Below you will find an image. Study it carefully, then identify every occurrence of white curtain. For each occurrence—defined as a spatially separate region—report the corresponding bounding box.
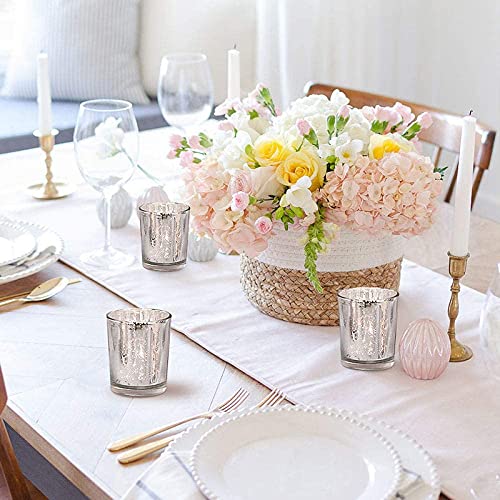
[256,0,500,220]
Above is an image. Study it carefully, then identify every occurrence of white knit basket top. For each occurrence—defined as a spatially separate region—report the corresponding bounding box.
[257,226,405,273]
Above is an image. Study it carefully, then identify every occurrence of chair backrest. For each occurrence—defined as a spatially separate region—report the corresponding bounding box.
[305,82,496,207]
[0,365,31,499]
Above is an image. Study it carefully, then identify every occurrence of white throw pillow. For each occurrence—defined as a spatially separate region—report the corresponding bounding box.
[2,0,149,104]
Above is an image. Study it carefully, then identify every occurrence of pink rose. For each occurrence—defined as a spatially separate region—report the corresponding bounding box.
[338,104,350,118]
[255,216,273,234]
[229,170,252,194]
[296,118,311,136]
[417,112,433,129]
[188,135,202,149]
[179,150,194,167]
[231,191,250,211]
[169,134,183,149]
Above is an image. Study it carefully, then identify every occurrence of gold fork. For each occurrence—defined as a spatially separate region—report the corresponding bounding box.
[109,388,249,453]
[117,388,286,464]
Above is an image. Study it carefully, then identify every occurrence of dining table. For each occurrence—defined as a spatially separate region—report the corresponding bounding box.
[1,126,500,499]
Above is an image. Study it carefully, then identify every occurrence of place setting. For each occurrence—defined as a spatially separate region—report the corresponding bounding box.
[1,4,500,499]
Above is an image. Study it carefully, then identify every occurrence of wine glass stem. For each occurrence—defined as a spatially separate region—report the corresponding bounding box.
[104,194,112,252]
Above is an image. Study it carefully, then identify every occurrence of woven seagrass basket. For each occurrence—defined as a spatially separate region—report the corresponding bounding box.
[240,227,404,326]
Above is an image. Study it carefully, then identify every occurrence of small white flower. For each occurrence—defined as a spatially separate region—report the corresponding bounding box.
[281,176,318,215]
[330,89,349,109]
[95,117,125,158]
[335,139,364,164]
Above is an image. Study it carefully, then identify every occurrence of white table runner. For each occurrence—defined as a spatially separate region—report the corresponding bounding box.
[4,180,500,499]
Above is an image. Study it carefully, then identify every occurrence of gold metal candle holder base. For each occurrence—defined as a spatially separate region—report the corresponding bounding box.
[447,252,473,362]
[28,129,74,200]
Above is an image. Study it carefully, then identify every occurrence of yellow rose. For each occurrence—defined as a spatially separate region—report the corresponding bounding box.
[276,150,326,191]
[254,136,291,167]
[369,134,414,160]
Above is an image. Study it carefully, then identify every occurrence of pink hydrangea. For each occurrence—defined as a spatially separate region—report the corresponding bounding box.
[182,158,272,256]
[318,152,442,236]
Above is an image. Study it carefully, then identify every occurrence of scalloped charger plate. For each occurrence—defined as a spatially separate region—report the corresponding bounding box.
[190,406,403,500]
[0,220,36,267]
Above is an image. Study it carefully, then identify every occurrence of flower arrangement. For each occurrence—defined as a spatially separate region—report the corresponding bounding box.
[169,86,443,292]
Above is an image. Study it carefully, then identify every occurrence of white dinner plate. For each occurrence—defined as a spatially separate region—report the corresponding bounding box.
[0,220,64,285]
[0,220,36,267]
[190,406,403,500]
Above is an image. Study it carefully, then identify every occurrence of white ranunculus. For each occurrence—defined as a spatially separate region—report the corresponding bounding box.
[95,117,125,158]
[249,165,284,199]
[281,176,318,215]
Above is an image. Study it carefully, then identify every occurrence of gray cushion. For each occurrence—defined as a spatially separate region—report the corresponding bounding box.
[0,97,165,154]
[2,0,149,104]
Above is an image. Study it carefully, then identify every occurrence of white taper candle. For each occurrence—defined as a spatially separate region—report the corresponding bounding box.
[37,52,52,136]
[227,48,240,100]
[450,114,476,256]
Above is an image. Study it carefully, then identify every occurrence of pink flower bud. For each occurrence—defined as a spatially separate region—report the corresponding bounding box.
[188,135,201,149]
[169,134,183,149]
[167,150,177,159]
[179,150,194,168]
[231,191,250,211]
[255,216,273,234]
[296,118,312,136]
[417,112,433,129]
[338,104,350,118]
[218,121,235,132]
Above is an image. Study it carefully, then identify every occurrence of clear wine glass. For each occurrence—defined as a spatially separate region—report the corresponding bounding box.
[157,53,214,132]
[470,263,500,499]
[73,99,138,269]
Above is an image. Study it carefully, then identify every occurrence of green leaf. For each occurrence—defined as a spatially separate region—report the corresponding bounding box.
[180,138,189,148]
[275,207,284,220]
[402,121,421,141]
[227,108,236,116]
[327,115,336,138]
[198,132,213,148]
[192,157,202,164]
[290,206,304,218]
[305,129,319,148]
[248,195,257,205]
[434,165,448,180]
[244,144,254,158]
[335,115,349,136]
[248,109,259,120]
[257,87,277,116]
[371,120,389,134]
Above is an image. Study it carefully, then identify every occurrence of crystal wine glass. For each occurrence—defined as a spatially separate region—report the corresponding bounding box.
[470,263,500,499]
[157,53,214,132]
[73,99,138,269]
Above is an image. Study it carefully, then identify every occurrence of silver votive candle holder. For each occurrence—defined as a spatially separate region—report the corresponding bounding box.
[106,308,171,396]
[138,202,190,271]
[337,287,399,371]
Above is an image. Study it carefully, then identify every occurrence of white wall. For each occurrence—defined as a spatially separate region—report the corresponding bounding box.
[256,0,500,221]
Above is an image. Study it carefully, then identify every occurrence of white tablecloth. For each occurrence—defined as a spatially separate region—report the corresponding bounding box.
[3,177,500,499]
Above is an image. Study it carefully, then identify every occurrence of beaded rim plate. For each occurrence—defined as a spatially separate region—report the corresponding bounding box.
[0,220,63,285]
[0,219,37,267]
[190,406,403,500]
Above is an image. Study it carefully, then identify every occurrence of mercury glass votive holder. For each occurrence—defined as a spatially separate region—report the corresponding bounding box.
[106,308,171,396]
[138,202,190,271]
[338,287,399,371]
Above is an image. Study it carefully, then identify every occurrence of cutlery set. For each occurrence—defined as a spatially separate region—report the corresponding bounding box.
[109,388,286,464]
[0,277,80,307]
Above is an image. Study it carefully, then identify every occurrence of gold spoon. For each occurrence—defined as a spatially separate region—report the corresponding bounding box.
[0,277,71,307]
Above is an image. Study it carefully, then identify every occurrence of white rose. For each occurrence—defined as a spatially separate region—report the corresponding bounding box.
[248,165,285,199]
[219,130,253,170]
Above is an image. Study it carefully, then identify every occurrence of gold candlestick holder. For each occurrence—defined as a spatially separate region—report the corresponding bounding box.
[447,251,473,362]
[28,129,74,200]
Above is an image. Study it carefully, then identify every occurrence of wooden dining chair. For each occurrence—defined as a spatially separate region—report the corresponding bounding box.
[305,82,496,207]
[0,365,42,499]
